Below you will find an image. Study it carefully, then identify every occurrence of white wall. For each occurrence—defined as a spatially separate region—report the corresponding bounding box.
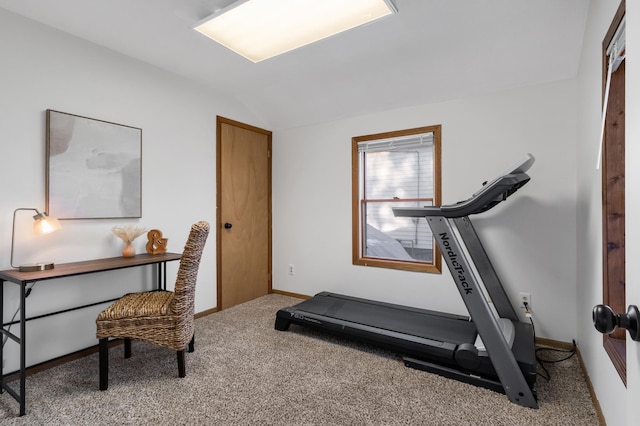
[575,1,637,425]
[0,9,264,373]
[273,79,578,342]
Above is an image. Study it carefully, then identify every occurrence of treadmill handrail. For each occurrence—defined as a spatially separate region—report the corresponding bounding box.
[393,172,530,219]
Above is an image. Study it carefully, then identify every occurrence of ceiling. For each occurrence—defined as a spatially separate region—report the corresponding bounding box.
[0,0,590,130]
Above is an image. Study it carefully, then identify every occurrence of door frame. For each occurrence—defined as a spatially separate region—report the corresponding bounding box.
[216,116,273,309]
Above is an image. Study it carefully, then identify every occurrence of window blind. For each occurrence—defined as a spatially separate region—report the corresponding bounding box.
[358,133,434,153]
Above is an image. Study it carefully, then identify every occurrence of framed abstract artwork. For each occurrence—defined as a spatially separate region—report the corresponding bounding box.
[46,110,142,219]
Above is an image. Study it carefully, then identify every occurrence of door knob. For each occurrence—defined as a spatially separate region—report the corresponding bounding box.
[593,304,640,341]
[224,223,233,229]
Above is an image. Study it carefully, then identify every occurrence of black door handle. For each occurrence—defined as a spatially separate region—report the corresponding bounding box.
[593,304,640,341]
[224,223,233,229]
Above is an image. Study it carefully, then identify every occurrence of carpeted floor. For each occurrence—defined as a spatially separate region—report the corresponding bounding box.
[0,294,600,425]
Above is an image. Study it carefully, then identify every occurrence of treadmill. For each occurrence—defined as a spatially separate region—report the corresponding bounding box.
[274,154,538,409]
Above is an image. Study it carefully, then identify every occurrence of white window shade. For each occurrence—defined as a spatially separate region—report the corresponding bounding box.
[607,16,626,73]
[597,16,625,169]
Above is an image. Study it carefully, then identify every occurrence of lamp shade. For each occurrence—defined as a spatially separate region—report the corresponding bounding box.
[32,211,62,235]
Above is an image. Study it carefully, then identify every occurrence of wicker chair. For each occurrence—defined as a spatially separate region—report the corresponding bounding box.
[96,221,210,390]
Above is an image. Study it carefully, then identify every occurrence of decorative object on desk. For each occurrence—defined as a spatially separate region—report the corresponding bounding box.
[46,109,142,220]
[112,224,147,257]
[146,229,168,254]
[11,208,62,272]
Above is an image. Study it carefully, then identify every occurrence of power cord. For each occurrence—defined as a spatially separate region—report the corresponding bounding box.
[524,301,577,381]
[535,339,577,381]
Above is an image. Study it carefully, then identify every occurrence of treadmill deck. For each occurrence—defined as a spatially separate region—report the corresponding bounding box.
[275,291,537,393]
[275,291,479,365]
[281,292,477,346]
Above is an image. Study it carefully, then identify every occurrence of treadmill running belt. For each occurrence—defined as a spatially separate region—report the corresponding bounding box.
[285,292,477,346]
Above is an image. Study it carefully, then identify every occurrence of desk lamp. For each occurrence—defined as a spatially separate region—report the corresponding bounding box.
[10,208,62,272]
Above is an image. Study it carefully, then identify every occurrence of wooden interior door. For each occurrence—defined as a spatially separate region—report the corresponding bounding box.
[217,116,272,310]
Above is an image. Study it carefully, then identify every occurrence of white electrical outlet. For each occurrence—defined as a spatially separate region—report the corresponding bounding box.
[519,292,531,309]
[288,264,295,275]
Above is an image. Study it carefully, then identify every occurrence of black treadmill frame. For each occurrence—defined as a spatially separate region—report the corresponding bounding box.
[275,154,538,409]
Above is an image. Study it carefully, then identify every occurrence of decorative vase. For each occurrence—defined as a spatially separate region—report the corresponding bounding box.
[122,242,135,258]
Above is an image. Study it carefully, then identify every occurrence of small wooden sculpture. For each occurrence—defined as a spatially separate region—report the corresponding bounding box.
[146,229,168,254]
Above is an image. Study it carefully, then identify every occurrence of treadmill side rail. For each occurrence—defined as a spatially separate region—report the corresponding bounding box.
[429,217,538,408]
[402,356,506,395]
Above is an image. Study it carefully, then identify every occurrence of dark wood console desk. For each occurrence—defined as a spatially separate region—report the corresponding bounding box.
[0,252,182,416]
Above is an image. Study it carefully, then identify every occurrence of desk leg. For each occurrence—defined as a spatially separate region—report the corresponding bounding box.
[0,279,3,394]
[0,280,26,415]
[157,262,168,291]
[156,263,161,290]
[19,283,26,416]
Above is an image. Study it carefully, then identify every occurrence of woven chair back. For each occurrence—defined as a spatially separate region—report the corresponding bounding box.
[172,221,210,317]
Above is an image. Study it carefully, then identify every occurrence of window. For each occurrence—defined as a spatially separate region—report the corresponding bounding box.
[352,125,442,273]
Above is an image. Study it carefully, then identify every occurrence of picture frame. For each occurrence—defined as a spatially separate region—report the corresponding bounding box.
[46,110,142,219]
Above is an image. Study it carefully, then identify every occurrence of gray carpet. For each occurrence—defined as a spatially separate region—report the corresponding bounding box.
[0,294,599,425]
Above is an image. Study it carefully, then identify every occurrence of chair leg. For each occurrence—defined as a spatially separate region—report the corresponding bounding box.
[188,334,195,353]
[177,350,186,378]
[99,338,109,391]
[124,338,132,358]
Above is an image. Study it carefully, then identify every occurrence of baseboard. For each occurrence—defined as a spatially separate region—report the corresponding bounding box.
[575,345,607,426]
[195,291,307,317]
[195,307,218,318]
[271,289,310,300]
[534,336,575,350]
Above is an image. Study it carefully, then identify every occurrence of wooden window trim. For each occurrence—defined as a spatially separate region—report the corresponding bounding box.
[351,125,442,273]
[601,0,626,385]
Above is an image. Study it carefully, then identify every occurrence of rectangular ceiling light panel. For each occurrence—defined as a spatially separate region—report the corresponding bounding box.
[195,0,397,63]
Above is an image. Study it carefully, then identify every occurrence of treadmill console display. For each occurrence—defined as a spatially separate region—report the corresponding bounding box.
[393,153,535,219]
